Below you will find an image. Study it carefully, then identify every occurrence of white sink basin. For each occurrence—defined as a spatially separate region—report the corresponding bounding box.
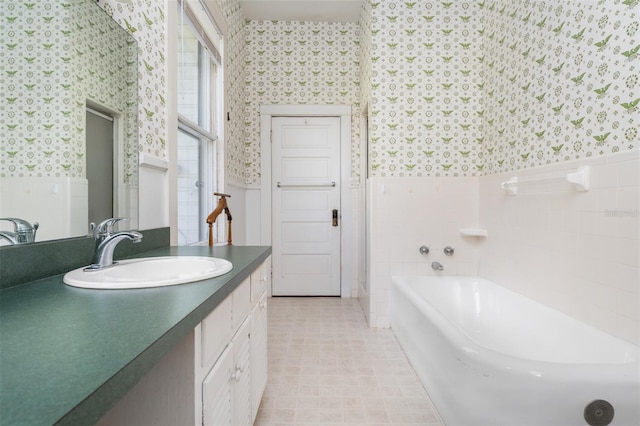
[63,256,233,289]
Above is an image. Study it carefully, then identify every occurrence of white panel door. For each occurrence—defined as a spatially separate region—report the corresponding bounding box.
[272,116,341,296]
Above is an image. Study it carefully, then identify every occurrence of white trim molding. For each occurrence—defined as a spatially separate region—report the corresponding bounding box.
[139,153,169,171]
[259,104,354,298]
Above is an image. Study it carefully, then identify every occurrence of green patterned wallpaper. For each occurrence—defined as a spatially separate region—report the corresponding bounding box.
[1,1,71,178]
[96,0,168,161]
[359,0,373,132]
[217,0,248,184]
[365,0,484,177]
[4,1,635,184]
[482,0,639,174]
[360,0,638,178]
[108,0,246,183]
[244,20,361,185]
[1,0,137,180]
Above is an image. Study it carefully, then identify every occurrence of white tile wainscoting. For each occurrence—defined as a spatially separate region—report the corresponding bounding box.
[0,177,88,242]
[480,151,640,344]
[364,177,481,328]
[363,151,639,345]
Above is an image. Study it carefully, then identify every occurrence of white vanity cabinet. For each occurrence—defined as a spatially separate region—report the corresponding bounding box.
[196,275,250,426]
[98,256,271,426]
[250,256,270,422]
[197,256,270,426]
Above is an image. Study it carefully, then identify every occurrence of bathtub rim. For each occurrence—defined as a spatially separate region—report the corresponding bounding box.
[391,274,640,376]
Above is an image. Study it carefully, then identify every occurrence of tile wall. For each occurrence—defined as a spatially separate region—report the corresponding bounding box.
[0,177,87,243]
[365,177,481,327]
[360,0,639,338]
[364,152,639,342]
[480,151,640,344]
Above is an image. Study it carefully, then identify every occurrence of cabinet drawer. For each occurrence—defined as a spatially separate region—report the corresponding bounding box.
[251,262,267,305]
[200,295,232,369]
[232,277,251,333]
[251,256,271,306]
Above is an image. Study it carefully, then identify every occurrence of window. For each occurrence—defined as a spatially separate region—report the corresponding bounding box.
[176,2,222,245]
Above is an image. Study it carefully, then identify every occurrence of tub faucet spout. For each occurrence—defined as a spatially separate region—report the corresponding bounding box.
[432,261,444,271]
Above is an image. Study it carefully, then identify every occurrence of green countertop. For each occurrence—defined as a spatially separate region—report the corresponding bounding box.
[0,245,271,426]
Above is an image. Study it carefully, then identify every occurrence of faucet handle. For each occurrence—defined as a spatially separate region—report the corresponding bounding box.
[95,217,129,237]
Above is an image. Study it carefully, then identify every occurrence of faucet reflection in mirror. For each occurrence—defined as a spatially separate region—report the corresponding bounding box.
[0,218,39,245]
[0,0,138,244]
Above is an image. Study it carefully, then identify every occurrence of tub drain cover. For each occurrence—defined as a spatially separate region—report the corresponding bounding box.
[584,399,614,426]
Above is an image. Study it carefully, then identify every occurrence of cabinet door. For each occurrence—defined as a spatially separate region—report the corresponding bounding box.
[202,345,234,426]
[251,293,268,422]
[233,319,252,426]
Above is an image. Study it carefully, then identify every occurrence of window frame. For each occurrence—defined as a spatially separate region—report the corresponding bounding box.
[175,1,223,245]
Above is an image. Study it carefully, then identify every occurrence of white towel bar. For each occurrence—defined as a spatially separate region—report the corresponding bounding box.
[501,166,590,195]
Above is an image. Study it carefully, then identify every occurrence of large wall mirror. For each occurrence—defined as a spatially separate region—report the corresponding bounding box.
[0,0,138,246]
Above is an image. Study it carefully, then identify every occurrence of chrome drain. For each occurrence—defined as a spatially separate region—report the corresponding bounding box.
[584,399,614,426]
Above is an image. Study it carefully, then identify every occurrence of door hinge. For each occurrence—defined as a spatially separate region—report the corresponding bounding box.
[270,130,272,143]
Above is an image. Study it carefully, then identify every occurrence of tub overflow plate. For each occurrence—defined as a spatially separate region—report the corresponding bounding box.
[584,399,614,426]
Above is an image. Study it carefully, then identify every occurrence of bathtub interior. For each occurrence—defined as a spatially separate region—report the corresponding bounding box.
[398,275,640,364]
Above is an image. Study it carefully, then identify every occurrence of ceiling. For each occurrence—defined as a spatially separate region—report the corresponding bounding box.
[238,0,361,23]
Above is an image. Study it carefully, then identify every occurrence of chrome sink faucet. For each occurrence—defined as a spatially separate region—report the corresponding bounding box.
[432,261,444,271]
[0,218,39,245]
[85,218,142,271]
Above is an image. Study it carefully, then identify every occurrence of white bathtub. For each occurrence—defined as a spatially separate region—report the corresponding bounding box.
[391,275,640,426]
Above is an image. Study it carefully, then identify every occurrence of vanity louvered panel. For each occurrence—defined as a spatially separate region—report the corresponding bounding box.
[232,319,252,426]
[202,345,233,426]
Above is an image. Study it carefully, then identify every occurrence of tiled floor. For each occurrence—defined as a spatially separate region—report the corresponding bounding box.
[254,297,444,426]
